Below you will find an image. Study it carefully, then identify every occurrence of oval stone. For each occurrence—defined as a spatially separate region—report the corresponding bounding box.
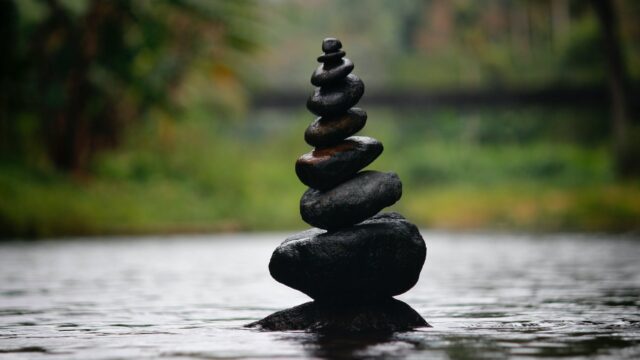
[311,58,354,87]
[268,212,426,301]
[322,37,342,53]
[317,50,345,63]
[307,74,365,117]
[296,136,382,190]
[304,108,367,147]
[300,171,402,230]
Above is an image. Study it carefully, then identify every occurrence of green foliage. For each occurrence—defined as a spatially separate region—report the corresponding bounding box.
[1,0,258,170]
[2,0,639,237]
[1,107,638,238]
[252,0,639,90]
[558,14,607,83]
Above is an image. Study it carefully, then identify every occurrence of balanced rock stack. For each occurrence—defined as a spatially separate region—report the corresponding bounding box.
[248,38,428,333]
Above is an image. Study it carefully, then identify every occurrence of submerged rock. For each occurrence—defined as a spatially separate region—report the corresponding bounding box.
[269,212,426,301]
[246,298,429,333]
[300,171,401,230]
[296,136,382,190]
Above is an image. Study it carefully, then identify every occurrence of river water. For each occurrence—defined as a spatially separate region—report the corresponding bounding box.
[1,232,639,359]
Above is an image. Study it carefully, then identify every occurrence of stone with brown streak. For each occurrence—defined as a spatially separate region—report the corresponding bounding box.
[304,108,367,147]
[295,136,382,190]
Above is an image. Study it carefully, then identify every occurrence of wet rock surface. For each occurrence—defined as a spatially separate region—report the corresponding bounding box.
[250,38,427,333]
[300,171,402,230]
[311,58,354,87]
[307,74,364,117]
[269,213,426,301]
[247,298,429,333]
[304,108,367,147]
[295,136,382,190]
[321,37,342,53]
[317,50,346,64]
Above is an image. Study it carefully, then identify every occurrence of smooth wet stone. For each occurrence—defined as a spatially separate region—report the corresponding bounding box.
[322,38,342,53]
[246,298,429,333]
[307,74,364,117]
[317,50,345,63]
[311,58,354,87]
[300,171,402,230]
[305,108,367,147]
[268,212,426,301]
[296,136,381,190]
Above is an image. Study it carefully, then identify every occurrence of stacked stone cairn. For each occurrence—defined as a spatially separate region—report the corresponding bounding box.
[248,38,428,333]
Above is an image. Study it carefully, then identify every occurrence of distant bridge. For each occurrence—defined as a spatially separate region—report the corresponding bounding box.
[252,84,639,110]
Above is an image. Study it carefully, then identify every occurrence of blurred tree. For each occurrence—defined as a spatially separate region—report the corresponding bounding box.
[397,1,426,53]
[589,0,637,177]
[0,0,257,172]
[0,0,18,157]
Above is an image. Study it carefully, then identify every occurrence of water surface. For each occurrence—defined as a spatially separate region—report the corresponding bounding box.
[1,232,639,359]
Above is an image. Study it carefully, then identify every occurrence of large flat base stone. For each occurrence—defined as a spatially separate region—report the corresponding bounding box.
[246,298,429,333]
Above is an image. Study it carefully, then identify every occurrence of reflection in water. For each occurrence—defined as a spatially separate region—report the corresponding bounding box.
[294,333,398,359]
[0,232,639,359]
[279,325,640,360]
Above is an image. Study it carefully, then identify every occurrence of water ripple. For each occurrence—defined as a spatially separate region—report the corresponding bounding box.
[0,233,639,359]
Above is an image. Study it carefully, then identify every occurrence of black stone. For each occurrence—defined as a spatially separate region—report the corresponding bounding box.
[311,58,354,87]
[300,171,401,230]
[317,50,346,63]
[269,212,426,301]
[322,37,342,53]
[305,108,367,147]
[246,298,429,333]
[307,74,364,117]
[296,136,381,190]
[250,38,429,334]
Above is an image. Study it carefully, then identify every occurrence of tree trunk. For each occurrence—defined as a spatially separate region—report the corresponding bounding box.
[590,0,636,177]
[34,0,122,172]
[0,0,17,156]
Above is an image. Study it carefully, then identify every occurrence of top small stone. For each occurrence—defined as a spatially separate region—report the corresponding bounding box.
[322,38,342,53]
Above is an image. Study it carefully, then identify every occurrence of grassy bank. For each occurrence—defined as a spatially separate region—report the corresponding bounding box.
[1,106,638,238]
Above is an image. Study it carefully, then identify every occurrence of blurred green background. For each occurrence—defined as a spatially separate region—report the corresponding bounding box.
[1,0,639,238]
